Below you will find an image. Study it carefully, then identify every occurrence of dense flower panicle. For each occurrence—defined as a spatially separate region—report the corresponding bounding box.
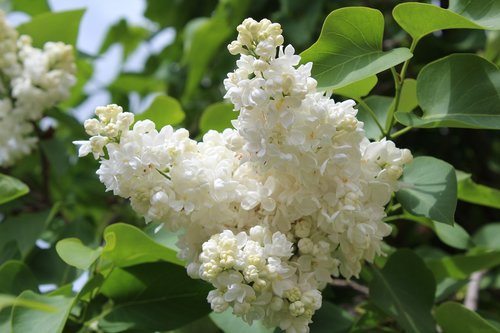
[0,10,76,167]
[77,18,412,333]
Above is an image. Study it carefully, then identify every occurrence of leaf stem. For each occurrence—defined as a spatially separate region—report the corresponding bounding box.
[391,126,413,139]
[383,214,422,223]
[355,97,385,135]
[384,40,417,138]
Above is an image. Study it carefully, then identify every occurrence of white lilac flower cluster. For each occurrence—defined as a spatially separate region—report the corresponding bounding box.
[0,10,76,167]
[76,18,412,333]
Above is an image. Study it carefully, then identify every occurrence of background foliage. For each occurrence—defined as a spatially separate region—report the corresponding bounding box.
[0,0,499,332]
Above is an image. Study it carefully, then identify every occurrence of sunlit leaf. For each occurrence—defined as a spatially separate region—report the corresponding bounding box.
[0,294,55,312]
[109,73,166,96]
[333,76,378,99]
[10,291,73,333]
[210,309,274,333]
[183,0,250,99]
[456,171,500,209]
[370,249,436,333]
[135,94,185,128]
[17,9,85,47]
[0,173,29,205]
[100,19,150,59]
[396,156,457,225]
[435,302,500,333]
[12,0,50,16]
[393,3,484,43]
[102,223,183,267]
[300,7,412,90]
[395,54,500,129]
[199,102,237,135]
[55,238,102,270]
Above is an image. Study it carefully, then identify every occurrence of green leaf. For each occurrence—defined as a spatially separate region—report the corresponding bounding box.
[135,95,185,128]
[396,156,457,225]
[0,260,38,295]
[393,3,484,44]
[109,73,166,96]
[182,0,250,99]
[199,102,237,135]
[17,9,85,48]
[432,220,472,250]
[356,95,391,140]
[27,248,76,285]
[397,213,471,250]
[11,291,73,333]
[0,241,21,265]
[100,19,150,59]
[395,54,500,129]
[0,210,50,258]
[456,171,500,209]
[427,250,500,281]
[449,0,500,30]
[11,0,50,16]
[472,223,500,250]
[55,238,102,270]
[300,7,412,90]
[435,302,500,333]
[309,301,354,333]
[210,310,274,333]
[397,79,418,113]
[102,223,183,267]
[369,249,436,333]
[100,262,211,332]
[333,76,378,99]
[0,294,55,312]
[0,173,29,205]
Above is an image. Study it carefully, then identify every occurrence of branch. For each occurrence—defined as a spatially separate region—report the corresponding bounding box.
[464,270,486,311]
[331,278,369,295]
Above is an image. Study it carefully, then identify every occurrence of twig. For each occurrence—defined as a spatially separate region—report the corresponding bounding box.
[331,279,369,295]
[464,270,486,311]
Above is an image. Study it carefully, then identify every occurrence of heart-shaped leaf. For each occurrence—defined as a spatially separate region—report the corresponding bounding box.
[300,7,412,90]
[55,238,102,270]
[393,3,485,44]
[395,54,500,129]
[102,223,183,267]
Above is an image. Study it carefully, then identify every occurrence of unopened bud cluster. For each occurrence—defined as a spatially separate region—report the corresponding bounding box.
[76,18,412,333]
[0,11,76,166]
